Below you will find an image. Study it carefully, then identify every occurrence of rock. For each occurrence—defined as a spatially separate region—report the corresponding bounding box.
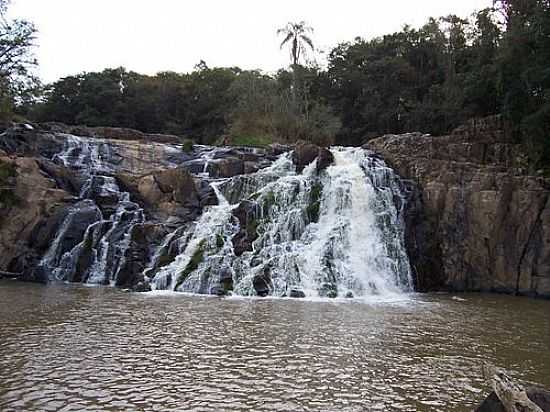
[345,291,354,298]
[476,387,550,411]
[253,267,272,297]
[289,289,306,298]
[116,223,167,289]
[207,157,245,178]
[232,200,261,256]
[316,148,334,172]
[292,142,334,173]
[366,115,550,298]
[133,280,151,293]
[210,286,227,296]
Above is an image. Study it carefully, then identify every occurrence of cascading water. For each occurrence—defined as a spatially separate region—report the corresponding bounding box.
[39,135,146,285]
[149,147,413,298]
[38,132,412,298]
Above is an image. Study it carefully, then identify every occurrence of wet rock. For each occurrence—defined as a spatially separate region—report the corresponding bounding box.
[116,223,167,289]
[476,387,550,412]
[232,200,260,256]
[133,280,151,293]
[289,289,306,298]
[366,115,550,298]
[207,157,245,178]
[210,286,227,296]
[316,148,334,173]
[253,267,272,297]
[292,142,334,173]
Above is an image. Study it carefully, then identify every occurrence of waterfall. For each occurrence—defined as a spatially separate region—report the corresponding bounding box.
[39,133,412,297]
[149,147,412,298]
[39,135,145,285]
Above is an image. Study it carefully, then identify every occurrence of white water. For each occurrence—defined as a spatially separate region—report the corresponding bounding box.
[40,135,145,285]
[149,147,412,298]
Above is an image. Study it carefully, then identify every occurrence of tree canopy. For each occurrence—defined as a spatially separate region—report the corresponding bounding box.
[0,0,39,121]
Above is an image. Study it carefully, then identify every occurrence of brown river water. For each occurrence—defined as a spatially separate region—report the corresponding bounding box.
[0,279,549,411]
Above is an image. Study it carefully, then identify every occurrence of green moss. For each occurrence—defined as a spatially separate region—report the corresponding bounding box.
[216,233,225,249]
[307,182,323,223]
[181,139,194,153]
[174,240,206,290]
[229,134,273,148]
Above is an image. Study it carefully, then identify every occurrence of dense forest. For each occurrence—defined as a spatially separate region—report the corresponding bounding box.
[1,0,549,170]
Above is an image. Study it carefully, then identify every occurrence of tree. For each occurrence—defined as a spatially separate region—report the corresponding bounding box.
[277,21,314,66]
[0,0,39,120]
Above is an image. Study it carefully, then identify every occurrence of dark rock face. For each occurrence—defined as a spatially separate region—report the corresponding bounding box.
[253,268,272,297]
[116,223,166,289]
[366,116,550,298]
[231,200,260,256]
[476,387,550,411]
[207,157,244,178]
[292,142,334,173]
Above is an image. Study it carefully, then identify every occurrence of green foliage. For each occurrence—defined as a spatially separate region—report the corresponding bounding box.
[181,139,194,153]
[495,0,550,170]
[174,240,205,290]
[0,0,40,122]
[306,182,323,223]
[229,135,273,148]
[216,233,225,249]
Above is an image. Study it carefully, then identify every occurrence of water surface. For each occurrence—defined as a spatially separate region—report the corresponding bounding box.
[0,280,549,411]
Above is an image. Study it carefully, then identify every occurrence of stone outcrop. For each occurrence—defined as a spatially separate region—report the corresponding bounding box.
[366,116,550,298]
[0,154,74,280]
[292,142,334,173]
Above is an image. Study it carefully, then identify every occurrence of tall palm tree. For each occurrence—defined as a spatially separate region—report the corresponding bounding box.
[277,21,314,67]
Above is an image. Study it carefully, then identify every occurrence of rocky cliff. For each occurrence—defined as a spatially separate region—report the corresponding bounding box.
[366,116,550,298]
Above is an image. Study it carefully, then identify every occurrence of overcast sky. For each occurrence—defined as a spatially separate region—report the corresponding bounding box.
[9,0,492,83]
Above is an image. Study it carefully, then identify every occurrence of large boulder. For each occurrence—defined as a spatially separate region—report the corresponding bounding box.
[117,167,217,223]
[292,142,334,173]
[0,155,74,280]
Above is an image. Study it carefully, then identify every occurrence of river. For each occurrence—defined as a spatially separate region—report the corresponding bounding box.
[0,280,549,411]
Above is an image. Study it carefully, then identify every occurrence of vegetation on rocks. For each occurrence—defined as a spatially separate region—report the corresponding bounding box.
[175,240,206,290]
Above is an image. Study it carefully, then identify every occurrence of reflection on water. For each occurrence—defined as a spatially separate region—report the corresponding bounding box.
[0,280,549,411]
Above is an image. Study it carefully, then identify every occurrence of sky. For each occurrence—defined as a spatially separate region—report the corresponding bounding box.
[8,0,493,84]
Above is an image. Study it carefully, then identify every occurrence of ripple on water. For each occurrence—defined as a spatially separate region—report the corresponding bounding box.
[0,281,549,411]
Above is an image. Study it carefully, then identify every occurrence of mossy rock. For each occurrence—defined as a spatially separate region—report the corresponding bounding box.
[174,240,206,290]
[306,182,323,223]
